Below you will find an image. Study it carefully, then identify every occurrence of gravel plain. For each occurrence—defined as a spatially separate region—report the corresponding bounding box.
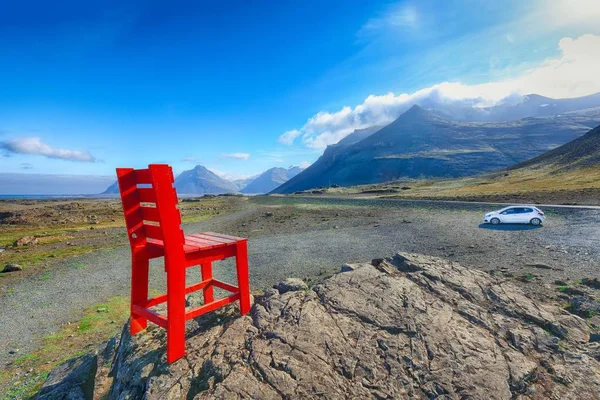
[1,196,599,367]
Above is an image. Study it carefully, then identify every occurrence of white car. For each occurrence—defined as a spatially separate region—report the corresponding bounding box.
[483,206,545,226]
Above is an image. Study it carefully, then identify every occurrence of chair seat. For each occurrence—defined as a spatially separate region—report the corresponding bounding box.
[146,232,245,258]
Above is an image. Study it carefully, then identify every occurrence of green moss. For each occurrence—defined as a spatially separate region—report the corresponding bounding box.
[38,272,53,281]
[0,296,129,399]
[13,353,38,366]
[4,371,49,400]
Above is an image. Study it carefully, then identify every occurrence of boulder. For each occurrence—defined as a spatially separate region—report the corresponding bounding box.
[2,264,23,273]
[45,253,600,399]
[12,236,38,247]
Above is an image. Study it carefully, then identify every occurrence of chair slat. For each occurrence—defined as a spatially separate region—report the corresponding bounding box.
[202,232,244,241]
[134,169,153,184]
[141,206,161,222]
[185,235,222,249]
[192,233,233,244]
[144,224,164,240]
[138,188,157,203]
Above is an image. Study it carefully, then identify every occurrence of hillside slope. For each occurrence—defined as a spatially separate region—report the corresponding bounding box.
[272,106,600,194]
[511,124,600,171]
[323,123,600,205]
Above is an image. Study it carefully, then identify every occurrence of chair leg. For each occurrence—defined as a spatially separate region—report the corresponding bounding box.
[166,255,186,363]
[235,241,251,315]
[130,254,149,335]
[200,262,214,304]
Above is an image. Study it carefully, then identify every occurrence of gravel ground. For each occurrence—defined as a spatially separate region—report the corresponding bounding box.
[1,196,599,367]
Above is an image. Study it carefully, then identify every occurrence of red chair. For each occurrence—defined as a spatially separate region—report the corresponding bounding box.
[116,164,251,363]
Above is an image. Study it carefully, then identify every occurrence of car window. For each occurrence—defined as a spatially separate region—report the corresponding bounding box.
[523,208,533,213]
[503,208,515,214]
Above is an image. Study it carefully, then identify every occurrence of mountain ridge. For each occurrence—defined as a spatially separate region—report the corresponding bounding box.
[271,105,600,194]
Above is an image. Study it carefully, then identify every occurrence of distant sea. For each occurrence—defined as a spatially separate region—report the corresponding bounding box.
[0,194,117,200]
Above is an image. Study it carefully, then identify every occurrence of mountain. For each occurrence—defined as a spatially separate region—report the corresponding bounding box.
[510,123,600,172]
[417,92,600,122]
[240,166,303,194]
[102,181,120,194]
[271,105,600,194]
[335,126,381,147]
[174,165,239,194]
[102,165,239,195]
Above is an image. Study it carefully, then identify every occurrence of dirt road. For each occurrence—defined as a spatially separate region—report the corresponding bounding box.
[1,196,599,367]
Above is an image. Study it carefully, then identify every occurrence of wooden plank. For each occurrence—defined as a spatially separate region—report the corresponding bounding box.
[120,189,141,212]
[141,206,161,222]
[185,293,240,320]
[185,235,222,249]
[134,169,153,183]
[131,304,167,328]
[212,279,239,293]
[191,233,233,244]
[144,224,163,240]
[183,244,197,253]
[138,188,157,203]
[202,232,245,242]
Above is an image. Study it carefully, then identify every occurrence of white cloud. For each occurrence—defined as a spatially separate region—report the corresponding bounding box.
[277,129,302,146]
[220,153,250,160]
[181,156,198,163]
[209,167,254,181]
[358,3,419,37]
[0,137,96,162]
[286,34,600,150]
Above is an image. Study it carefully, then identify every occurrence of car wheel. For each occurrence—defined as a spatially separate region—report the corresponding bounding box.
[490,218,500,225]
[530,218,541,226]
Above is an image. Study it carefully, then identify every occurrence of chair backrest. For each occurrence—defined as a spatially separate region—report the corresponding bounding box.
[116,164,184,254]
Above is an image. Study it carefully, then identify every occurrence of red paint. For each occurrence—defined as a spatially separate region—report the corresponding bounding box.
[116,164,251,363]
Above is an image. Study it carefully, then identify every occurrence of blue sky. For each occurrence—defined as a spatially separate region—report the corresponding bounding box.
[1,0,599,191]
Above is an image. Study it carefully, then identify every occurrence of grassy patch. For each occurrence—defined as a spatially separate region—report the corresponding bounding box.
[3,371,49,400]
[318,165,600,204]
[4,245,97,268]
[38,272,53,281]
[0,296,129,399]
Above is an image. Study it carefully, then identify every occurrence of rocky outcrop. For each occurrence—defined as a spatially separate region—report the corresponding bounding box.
[36,353,98,400]
[43,253,600,399]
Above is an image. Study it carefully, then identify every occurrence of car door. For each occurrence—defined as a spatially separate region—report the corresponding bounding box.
[510,207,524,223]
[520,207,534,223]
[499,208,517,223]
